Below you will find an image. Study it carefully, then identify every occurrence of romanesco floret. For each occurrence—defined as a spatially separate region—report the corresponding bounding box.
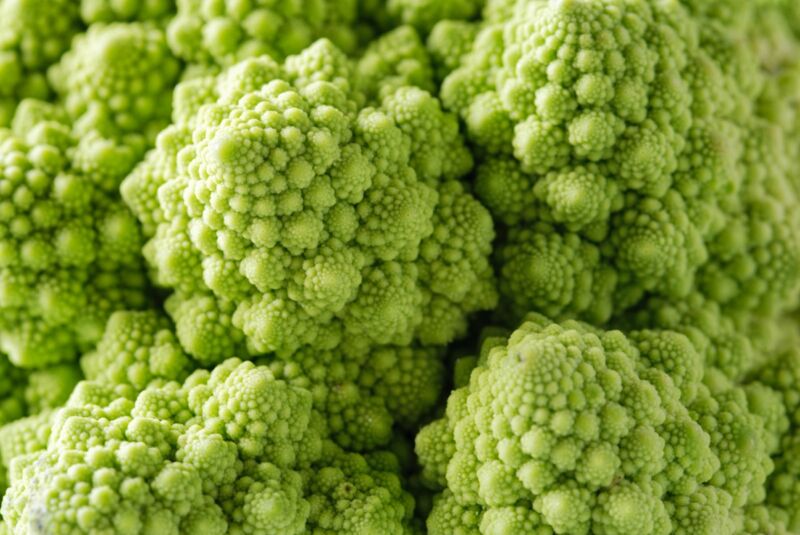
[1,357,417,534]
[1,359,318,534]
[354,26,435,103]
[0,0,81,126]
[624,292,762,382]
[667,486,738,535]
[425,490,481,534]
[48,22,181,143]
[432,0,800,329]
[0,100,148,368]
[120,124,192,237]
[688,381,773,507]
[167,0,364,67]
[122,38,496,358]
[741,504,793,535]
[416,313,775,535]
[426,19,480,81]
[163,292,247,365]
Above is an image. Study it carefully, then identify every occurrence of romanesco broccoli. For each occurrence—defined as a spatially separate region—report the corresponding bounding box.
[416,314,779,534]
[0,101,148,368]
[122,36,496,358]
[0,1,799,534]
[430,0,800,333]
[1,358,415,534]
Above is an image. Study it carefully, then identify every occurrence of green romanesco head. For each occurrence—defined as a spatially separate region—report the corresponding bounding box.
[0,100,149,368]
[416,313,775,535]
[1,358,322,534]
[122,37,496,358]
[433,0,800,329]
[1,357,418,534]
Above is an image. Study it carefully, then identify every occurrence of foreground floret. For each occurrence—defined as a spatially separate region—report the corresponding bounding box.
[1,358,415,534]
[122,37,496,358]
[416,313,776,534]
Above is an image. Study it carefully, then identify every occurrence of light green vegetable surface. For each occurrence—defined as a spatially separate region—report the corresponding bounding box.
[2,0,800,533]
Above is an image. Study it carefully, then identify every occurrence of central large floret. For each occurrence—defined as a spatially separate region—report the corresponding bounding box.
[123,38,497,358]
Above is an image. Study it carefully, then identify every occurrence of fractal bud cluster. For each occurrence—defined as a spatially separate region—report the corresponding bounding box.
[1,0,800,534]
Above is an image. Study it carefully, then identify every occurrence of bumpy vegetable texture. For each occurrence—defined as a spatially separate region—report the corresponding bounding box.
[48,20,181,143]
[0,0,81,126]
[416,314,785,534]
[0,0,179,129]
[1,359,415,534]
[0,9,186,368]
[410,0,800,532]
[78,309,445,451]
[167,0,366,67]
[0,100,149,368]
[4,0,800,534]
[431,0,800,334]
[752,341,800,530]
[0,362,79,506]
[121,34,496,360]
